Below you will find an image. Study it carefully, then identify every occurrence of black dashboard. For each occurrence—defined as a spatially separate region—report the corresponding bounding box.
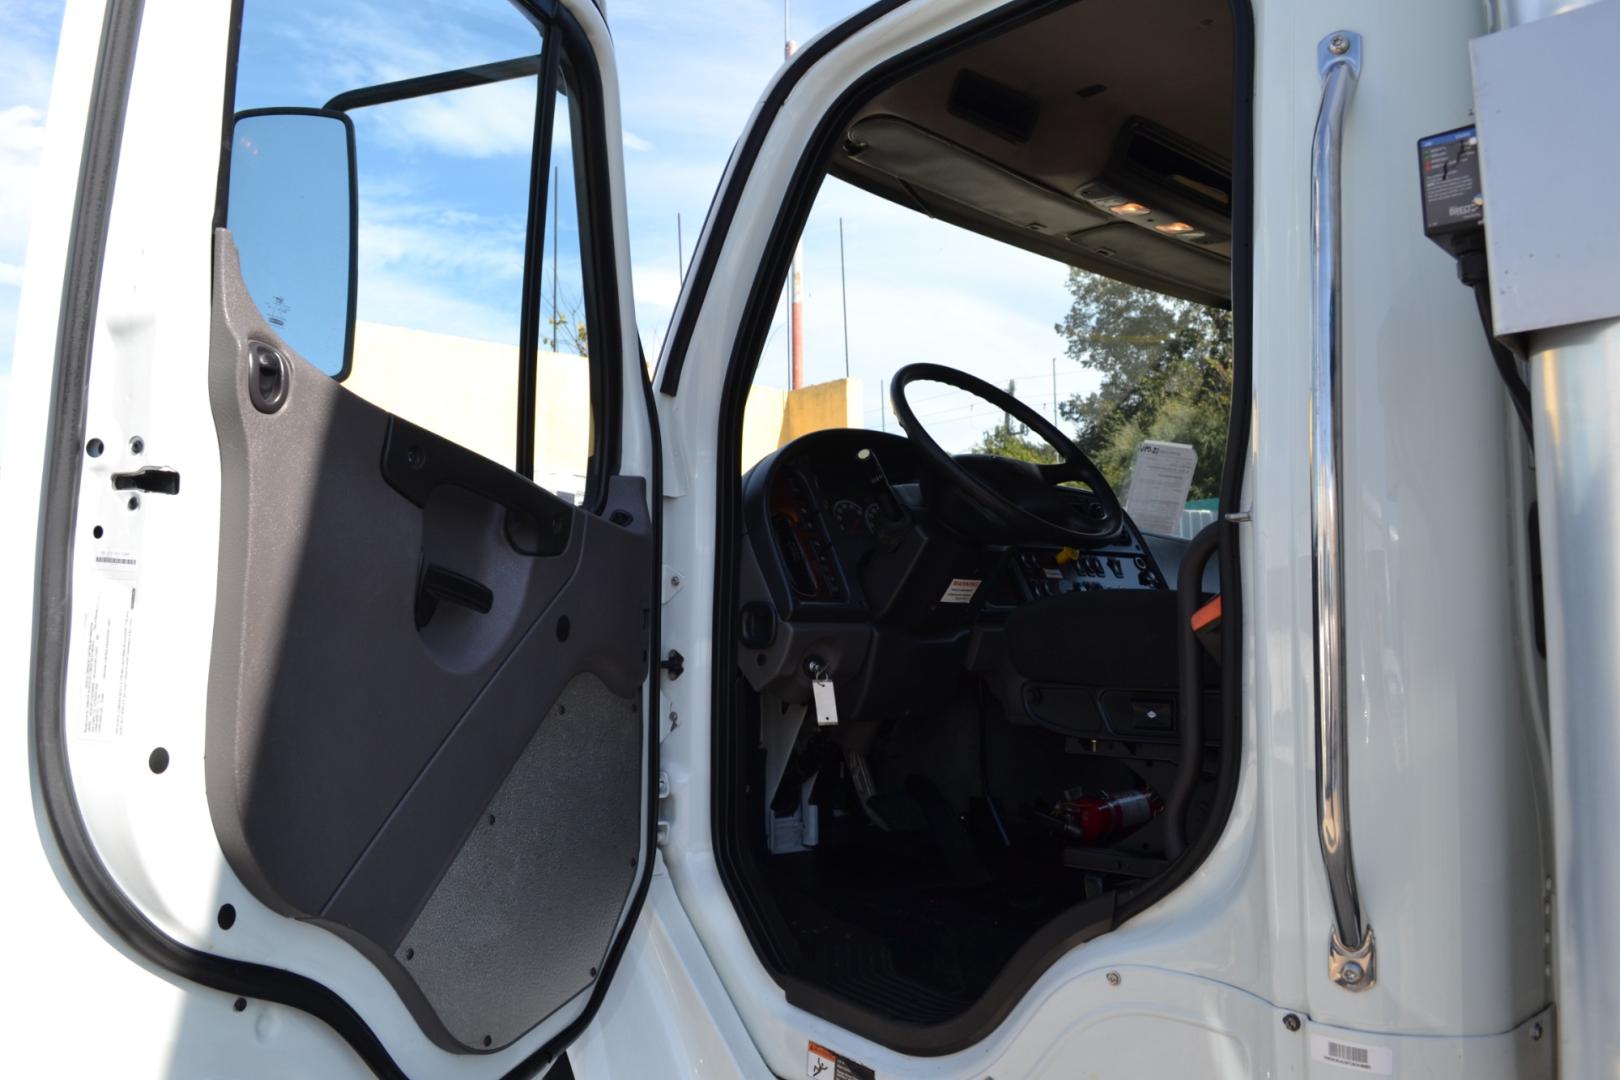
[743,429,1165,623]
[735,429,1173,728]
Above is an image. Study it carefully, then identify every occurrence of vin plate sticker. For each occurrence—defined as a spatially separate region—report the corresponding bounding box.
[807,1041,874,1080]
[939,578,981,603]
[1311,1033,1393,1074]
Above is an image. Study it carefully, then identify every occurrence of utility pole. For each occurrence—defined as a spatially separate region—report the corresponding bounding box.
[1052,356,1059,425]
[550,164,559,351]
[1005,381,1015,435]
[839,217,850,379]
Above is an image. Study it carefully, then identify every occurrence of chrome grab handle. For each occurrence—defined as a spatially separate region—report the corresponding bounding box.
[1310,29,1375,992]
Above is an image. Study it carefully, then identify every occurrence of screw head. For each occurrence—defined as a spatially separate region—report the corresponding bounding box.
[1341,961,1364,984]
[1531,1021,1544,1041]
[405,445,425,469]
[1105,970,1121,986]
[1329,34,1349,55]
[1283,1013,1302,1032]
[670,574,682,587]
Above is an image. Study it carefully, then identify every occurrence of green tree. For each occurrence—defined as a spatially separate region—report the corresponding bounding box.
[1055,269,1231,500]
[972,422,1059,464]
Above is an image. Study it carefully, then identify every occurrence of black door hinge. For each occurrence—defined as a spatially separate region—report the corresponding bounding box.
[660,650,685,680]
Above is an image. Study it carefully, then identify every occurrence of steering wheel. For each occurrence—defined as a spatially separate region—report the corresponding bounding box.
[890,362,1126,546]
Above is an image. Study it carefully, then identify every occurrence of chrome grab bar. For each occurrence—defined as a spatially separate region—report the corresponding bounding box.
[1310,29,1375,992]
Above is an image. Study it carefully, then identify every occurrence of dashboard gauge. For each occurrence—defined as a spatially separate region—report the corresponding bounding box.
[831,498,866,533]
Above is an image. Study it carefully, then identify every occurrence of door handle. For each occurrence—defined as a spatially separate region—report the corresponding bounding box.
[415,563,494,629]
[380,417,573,557]
[1310,29,1374,992]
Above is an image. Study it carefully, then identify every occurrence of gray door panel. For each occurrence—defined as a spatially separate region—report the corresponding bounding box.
[205,231,652,1052]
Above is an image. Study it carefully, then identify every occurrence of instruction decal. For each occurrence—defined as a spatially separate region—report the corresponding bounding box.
[1310,1033,1394,1074]
[79,583,137,741]
[806,1041,875,1080]
[939,578,981,604]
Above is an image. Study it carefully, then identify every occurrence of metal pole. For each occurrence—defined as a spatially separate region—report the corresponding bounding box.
[840,217,850,379]
[550,164,559,351]
[1051,356,1059,425]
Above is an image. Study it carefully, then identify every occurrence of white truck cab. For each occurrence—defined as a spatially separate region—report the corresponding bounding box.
[5,0,1618,1076]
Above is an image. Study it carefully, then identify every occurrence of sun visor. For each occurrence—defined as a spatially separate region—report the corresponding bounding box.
[1066,222,1229,298]
[846,115,1109,238]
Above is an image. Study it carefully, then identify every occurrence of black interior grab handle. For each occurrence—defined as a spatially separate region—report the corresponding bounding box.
[415,563,493,629]
[1166,522,1222,859]
[380,416,574,557]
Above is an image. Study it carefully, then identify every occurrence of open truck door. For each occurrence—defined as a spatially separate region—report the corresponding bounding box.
[18,0,661,1074]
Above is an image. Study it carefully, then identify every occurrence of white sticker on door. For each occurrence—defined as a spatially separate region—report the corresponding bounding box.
[1310,1033,1394,1074]
[78,583,137,741]
[939,578,981,603]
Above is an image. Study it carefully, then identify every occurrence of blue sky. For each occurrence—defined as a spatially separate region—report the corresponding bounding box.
[0,0,1090,454]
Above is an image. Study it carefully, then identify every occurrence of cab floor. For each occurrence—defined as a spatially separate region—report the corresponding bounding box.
[762,819,1089,1025]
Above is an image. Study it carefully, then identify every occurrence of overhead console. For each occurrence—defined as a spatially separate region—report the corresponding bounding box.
[829,0,1235,306]
[842,112,1230,304]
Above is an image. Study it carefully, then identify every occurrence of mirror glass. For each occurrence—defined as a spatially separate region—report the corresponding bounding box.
[227,109,355,377]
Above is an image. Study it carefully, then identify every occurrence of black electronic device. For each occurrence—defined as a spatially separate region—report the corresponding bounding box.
[1418,125,1483,250]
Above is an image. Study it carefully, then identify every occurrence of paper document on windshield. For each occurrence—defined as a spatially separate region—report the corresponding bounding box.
[1124,441,1198,536]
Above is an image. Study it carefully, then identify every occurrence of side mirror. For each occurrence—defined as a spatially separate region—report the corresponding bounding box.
[226,108,357,379]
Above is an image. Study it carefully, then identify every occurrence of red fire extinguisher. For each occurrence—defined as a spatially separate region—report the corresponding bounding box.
[1062,787,1162,842]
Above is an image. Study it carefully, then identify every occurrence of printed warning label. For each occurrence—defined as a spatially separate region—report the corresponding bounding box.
[79,584,136,741]
[938,578,981,604]
[806,1041,875,1080]
[1310,1033,1393,1074]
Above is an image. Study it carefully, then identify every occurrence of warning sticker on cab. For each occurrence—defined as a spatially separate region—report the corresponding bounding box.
[938,578,981,604]
[807,1041,875,1080]
[78,583,137,741]
[1310,1033,1393,1074]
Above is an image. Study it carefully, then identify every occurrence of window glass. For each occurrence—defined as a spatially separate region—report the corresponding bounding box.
[232,1,598,496]
[531,88,593,503]
[743,177,1232,533]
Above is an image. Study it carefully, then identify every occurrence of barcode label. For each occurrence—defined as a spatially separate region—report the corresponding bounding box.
[1329,1042,1368,1065]
[1311,1032,1393,1074]
[94,548,139,580]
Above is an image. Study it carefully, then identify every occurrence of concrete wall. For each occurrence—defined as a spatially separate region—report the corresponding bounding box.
[346,321,857,495]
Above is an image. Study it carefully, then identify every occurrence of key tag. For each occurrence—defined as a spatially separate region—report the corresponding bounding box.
[808,659,839,727]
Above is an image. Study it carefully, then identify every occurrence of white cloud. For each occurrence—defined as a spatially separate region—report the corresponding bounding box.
[360,78,536,159]
[622,130,652,153]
